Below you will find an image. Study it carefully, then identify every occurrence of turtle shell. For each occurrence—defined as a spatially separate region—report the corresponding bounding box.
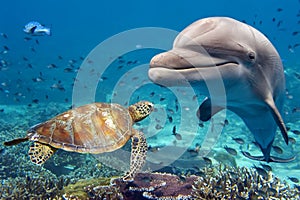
[27,103,133,154]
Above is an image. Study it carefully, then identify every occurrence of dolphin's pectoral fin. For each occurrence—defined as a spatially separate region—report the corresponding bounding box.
[242,151,296,163]
[264,96,289,145]
[197,97,224,121]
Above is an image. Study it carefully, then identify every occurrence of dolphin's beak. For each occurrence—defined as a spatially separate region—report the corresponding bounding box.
[148,49,239,86]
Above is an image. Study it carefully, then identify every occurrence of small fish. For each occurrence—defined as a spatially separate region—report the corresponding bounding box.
[293,43,300,48]
[292,31,299,36]
[272,145,283,154]
[160,97,166,101]
[202,157,212,165]
[0,108,4,112]
[35,39,39,44]
[23,21,51,36]
[277,8,283,12]
[0,33,8,38]
[50,83,65,91]
[32,77,44,82]
[224,145,237,156]
[172,126,182,140]
[232,137,245,145]
[58,55,63,60]
[32,99,39,104]
[272,17,276,22]
[288,176,299,183]
[253,165,268,178]
[288,137,296,144]
[168,115,173,123]
[64,68,73,73]
[277,20,283,27]
[3,46,9,51]
[291,130,300,135]
[47,64,58,69]
[260,163,272,171]
[148,145,160,153]
[150,92,155,97]
[24,37,32,41]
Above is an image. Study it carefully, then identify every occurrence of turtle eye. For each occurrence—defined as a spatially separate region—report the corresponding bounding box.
[248,52,255,60]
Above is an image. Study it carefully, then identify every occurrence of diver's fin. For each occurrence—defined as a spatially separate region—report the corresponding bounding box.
[4,137,29,146]
[197,97,224,121]
[28,142,56,165]
[264,95,289,145]
[242,151,295,163]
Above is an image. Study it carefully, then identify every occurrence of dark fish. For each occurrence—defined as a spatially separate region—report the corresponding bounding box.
[64,68,73,73]
[27,64,33,68]
[224,145,237,156]
[202,157,212,165]
[32,99,39,104]
[160,97,166,101]
[24,37,32,41]
[0,108,4,112]
[168,115,173,123]
[58,55,63,60]
[272,145,283,154]
[172,126,182,140]
[47,64,58,69]
[35,39,39,44]
[253,165,268,178]
[272,17,276,22]
[150,91,155,97]
[232,137,245,145]
[1,33,8,38]
[155,124,162,130]
[260,163,272,171]
[30,46,35,52]
[32,77,44,82]
[45,95,49,99]
[277,20,283,27]
[291,130,300,135]
[288,137,296,144]
[23,56,28,61]
[293,43,300,48]
[288,176,299,183]
[148,146,160,153]
[3,46,9,51]
[292,31,299,36]
[50,83,65,91]
[277,8,283,12]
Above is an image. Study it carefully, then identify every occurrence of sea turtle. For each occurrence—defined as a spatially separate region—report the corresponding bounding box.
[4,101,154,180]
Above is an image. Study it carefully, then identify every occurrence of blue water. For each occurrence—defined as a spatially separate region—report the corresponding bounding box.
[0,0,300,198]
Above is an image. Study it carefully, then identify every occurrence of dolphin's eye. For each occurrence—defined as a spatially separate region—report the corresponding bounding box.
[248,52,255,60]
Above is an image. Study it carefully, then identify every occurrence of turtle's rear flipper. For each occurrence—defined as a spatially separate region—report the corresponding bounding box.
[242,151,296,163]
[28,142,56,165]
[123,130,147,181]
[4,137,28,146]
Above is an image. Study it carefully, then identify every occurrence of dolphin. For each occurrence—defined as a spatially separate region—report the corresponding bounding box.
[148,17,295,163]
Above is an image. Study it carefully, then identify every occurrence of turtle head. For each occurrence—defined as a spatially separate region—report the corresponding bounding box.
[129,101,154,122]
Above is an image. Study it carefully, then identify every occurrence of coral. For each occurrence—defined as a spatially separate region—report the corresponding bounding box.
[62,177,112,199]
[62,165,300,200]
[192,164,300,199]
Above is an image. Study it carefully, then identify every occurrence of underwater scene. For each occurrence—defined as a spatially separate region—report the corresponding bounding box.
[1,0,300,199]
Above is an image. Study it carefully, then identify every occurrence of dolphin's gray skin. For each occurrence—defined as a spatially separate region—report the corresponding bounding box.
[148,17,295,163]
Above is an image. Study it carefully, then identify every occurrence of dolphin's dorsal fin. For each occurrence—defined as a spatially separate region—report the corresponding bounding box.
[264,96,289,145]
[197,97,224,121]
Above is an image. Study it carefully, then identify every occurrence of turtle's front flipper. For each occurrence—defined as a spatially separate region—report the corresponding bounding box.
[28,142,57,165]
[4,137,29,146]
[123,130,147,181]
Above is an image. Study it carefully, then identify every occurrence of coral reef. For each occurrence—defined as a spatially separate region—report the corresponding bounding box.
[62,164,300,200]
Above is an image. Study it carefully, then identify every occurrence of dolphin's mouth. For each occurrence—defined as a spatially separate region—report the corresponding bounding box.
[149,49,239,70]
